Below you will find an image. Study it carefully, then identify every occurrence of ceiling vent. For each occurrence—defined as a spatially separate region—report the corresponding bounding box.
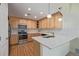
[27,13,31,15]
[58,7,62,11]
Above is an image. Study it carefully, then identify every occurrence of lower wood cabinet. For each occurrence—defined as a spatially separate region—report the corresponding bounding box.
[10,34,18,45]
[10,33,41,56]
[33,40,40,56]
[10,40,40,56]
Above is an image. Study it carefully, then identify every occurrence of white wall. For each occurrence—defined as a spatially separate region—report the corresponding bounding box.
[39,4,79,55]
[0,3,8,56]
[67,4,79,54]
[39,4,79,39]
[70,38,79,54]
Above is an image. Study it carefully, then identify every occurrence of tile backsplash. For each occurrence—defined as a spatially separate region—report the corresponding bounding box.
[11,28,38,34]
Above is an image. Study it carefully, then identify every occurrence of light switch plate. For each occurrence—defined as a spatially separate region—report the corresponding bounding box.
[0,36,1,41]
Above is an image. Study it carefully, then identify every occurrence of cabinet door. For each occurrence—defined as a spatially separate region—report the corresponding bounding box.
[29,20,37,29]
[39,19,49,29]
[54,14,62,29]
[10,35,18,45]
[27,20,31,28]
[33,40,40,56]
[38,20,42,29]
[49,16,55,29]
[41,19,46,29]
[46,18,50,29]
[10,17,19,29]
[33,21,37,29]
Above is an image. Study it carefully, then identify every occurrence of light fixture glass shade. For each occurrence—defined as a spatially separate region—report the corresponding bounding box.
[25,14,28,16]
[58,18,62,21]
[28,8,31,11]
[40,12,43,14]
[34,16,37,18]
[47,14,52,18]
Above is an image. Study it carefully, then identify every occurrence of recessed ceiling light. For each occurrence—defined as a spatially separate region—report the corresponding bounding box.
[58,18,62,21]
[34,16,37,19]
[28,8,31,11]
[47,14,52,18]
[40,12,43,14]
[25,14,28,16]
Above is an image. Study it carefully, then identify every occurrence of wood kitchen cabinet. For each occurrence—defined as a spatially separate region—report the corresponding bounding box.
[27,20,37,29]
[10,34,18,45]
[10,39,40,56]
[19,19,37,29]
[49,16,54,28]
[33,40,40,56]
[9,16,37,29]
[9,16,19,29]
[10,33,41,45]
[54,13,63,29]
[10,33,41,56]
[38,12,63,29]
[39,18,49,29]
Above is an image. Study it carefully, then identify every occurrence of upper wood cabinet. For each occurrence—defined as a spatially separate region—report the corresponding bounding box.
[9,17,19,28]
[39,18,49,29]
[54,13,63,29]
[9,16,37,29]
[9,12,62,29]
[19,19,37,29]
[38,12,63,29]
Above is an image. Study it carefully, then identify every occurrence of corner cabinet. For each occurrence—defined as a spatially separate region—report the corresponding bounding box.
[38,12,63,29]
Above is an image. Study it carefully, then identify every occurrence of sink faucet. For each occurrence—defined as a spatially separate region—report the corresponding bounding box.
[51,32,55,38]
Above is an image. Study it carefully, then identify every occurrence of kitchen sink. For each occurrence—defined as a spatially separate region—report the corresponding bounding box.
[43,36,55,38]
[41,34,48,36]
[41,33,55,38]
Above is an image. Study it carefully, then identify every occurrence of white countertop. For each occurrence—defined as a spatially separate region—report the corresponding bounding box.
[32,35,76,49]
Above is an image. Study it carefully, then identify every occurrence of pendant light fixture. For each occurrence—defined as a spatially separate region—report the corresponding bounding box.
[52,7,62,38]
[57,7,63,23]
[47,3,52,19]
[47,2,55,38]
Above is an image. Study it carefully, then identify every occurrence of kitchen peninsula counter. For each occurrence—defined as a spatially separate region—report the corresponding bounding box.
[32,34,76,56]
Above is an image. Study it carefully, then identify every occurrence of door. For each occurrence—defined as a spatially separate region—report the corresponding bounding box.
[0,3,8,56]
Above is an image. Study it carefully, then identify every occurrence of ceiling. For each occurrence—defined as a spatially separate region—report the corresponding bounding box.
[8,3,79,20]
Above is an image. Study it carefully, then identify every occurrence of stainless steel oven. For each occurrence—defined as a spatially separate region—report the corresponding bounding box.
[18,25,28,44]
